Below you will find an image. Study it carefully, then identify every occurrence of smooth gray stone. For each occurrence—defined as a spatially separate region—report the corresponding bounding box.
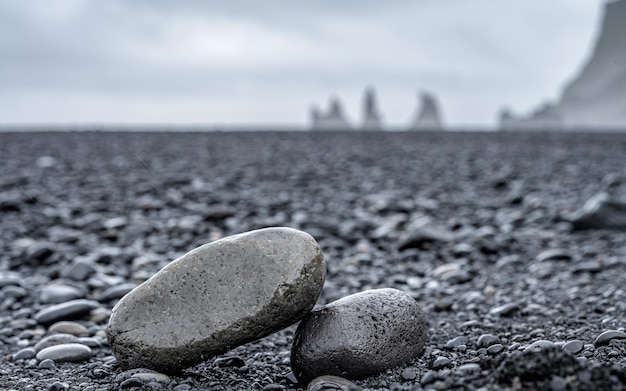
[34,333,79,352]
[39,285,84,304]
[562,340,584,354]
[36,343,92,363]
[34,299,99,325]
[291,288,427,383]
[97,283,137,302]
[13,347,36,360]
[107,227,325,372]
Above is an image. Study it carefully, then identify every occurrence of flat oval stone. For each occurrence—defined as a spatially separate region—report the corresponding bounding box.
[39,285,84,304]
[34,299,99,325]
[107,227,325,372]
[34,333,79,352]
[291,288,427,383]
[48,321,89,337]
[36,343,92,363]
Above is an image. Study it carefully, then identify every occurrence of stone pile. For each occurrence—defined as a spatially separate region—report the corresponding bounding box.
[106,227,428,384]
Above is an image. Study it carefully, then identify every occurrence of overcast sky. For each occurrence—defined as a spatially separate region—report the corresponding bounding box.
[0,0,608,129]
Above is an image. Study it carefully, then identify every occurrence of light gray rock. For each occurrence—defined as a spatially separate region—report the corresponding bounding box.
[39,284,84,304]
[291,288,427,383]
[107,227,325,372]
[34,333,79,352]
[36,343,91,363]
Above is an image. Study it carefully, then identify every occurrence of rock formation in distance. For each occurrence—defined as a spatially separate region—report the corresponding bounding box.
[501,0,626,130]
[411,91,444,130]
[361,87,383,130]
[310,97,352,131]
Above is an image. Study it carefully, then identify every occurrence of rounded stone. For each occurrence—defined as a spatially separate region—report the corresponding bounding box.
[48,321,90,337]
[34,299,99,325]
[107,227,325,372]
[36,343,92,363]
[39,285,84,304]
[291,288,427,383]
[34,333,79,352]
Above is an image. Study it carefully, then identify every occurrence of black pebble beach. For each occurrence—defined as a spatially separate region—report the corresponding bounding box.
[1,130,626,390]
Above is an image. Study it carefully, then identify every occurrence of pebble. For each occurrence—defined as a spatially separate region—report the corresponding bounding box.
[38,358,56,369]
[34,333,79,352]
[39,285,84,304]
[487,344,504,354]
[488,303,519,317]
[524,340,555,353]
[36,343,92,363]
[13,347,36,360]
[401,367,418,380]
[48,321,89,336]
[34,299,99,325]
[477,333,501,348]
[62,259,96,281]
[536,248,572,262]
[446,336,468,349]
[432,356,451,370]
[291,288,427,383]
[562,340,584,354]
[306,375,361,391]
[97,283,136,302]
[107,227,326,372]
[594,330,626,347]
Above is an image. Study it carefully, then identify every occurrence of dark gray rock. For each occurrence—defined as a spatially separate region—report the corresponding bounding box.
[34,299,99,325]
[291,288,427,383]
[36,343,91,363]
[107,227,325,372]
[570,192,626,230]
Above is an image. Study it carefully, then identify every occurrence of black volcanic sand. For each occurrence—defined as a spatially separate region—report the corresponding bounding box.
[1,130,626,390]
